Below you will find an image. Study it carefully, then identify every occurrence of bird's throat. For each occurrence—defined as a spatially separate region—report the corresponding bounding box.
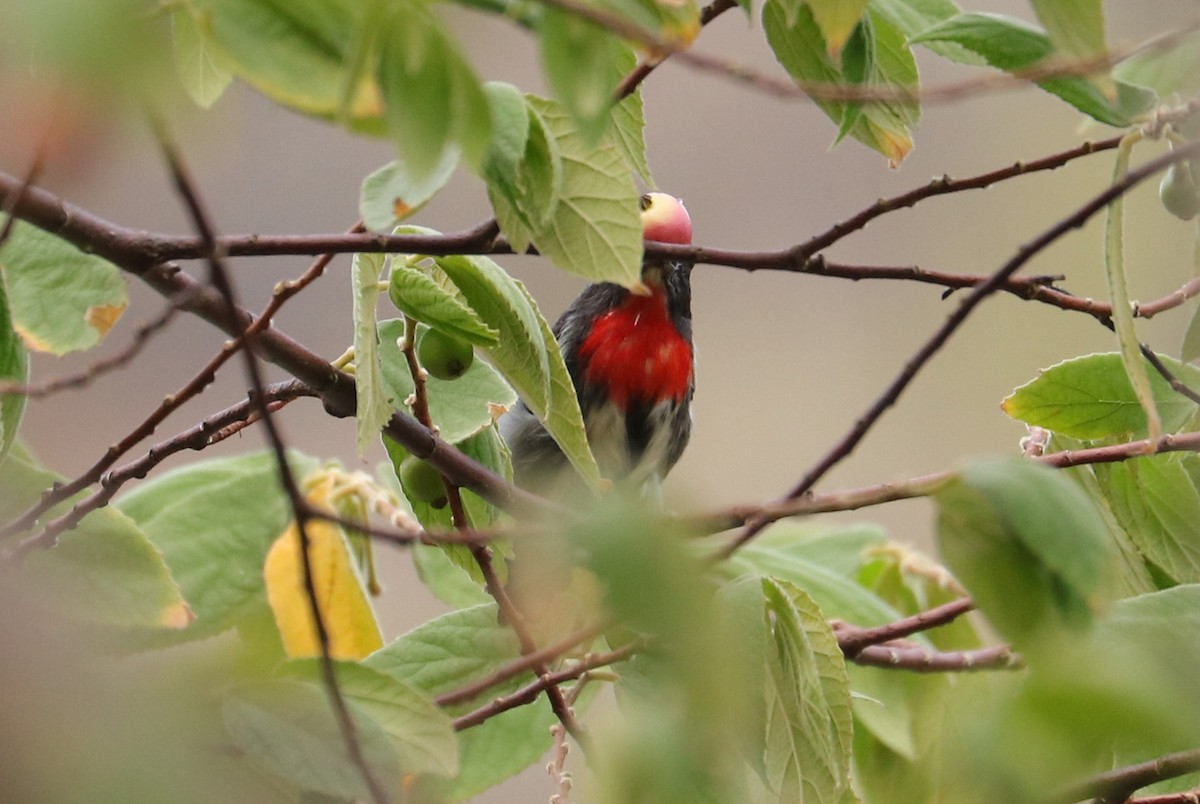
[578,289,692,410]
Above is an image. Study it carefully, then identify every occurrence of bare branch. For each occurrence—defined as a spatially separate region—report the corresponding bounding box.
[719,137,1200,558]
[836,597,975,657]
[1048,748,1200,804]
[850,642,1022,673]
[151,120,391,804]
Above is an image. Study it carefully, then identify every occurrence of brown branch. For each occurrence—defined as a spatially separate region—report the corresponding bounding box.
[0,301,179,398]
[612,0,737,101]
[1131,792,1200,804]
[719,137,1200,558]
[1049,749,1200,804]
[850,642,1021,673]
[151,122,390,804]
[835,597,975,658]
[452,642,638,731]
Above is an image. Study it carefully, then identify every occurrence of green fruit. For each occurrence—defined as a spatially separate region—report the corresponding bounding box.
[399,456,447,507]
[1159,162,1200,221]
[418,328,474,381]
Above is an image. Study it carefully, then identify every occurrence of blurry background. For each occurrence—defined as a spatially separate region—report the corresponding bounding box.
[3,0,1198,799]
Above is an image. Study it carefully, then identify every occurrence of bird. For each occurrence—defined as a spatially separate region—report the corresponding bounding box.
[501,192,695,500]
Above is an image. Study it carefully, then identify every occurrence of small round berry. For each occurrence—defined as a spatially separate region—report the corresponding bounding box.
[1160,162,1200,221]
[418,328,474,381]
[399,456,447,507]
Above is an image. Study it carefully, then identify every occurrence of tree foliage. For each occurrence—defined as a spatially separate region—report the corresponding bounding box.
[2,0,1200,802]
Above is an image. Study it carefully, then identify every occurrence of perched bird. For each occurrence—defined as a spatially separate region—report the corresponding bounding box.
[502,192,696,498]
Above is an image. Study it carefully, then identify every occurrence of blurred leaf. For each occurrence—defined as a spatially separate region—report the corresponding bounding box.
[2,443,191,631]
[1115,30,1200,99]
[1029,0,1113,99]
[377,318,514,447]
[871,0,983,64]
[935,459,1111,648]
[539,8,626,141]
[384,268,499,347]
[171,7,233,108]
[412,543,493,608]
[282,659,458,778]
[377,3,490,178]
[264,479,383,660]
[117,450,319,642]
[0,222,127,355]
[763,2,918,165]
[359,151,460,232]
[501,96,642,287]
[807,0,869,58]
[1183,302,1200,364]
[0,275,27,460]
[222,678,400,799]
[367,604,558,799]
[189,0,382,123]
[910,13,1155,126]
[1002,352,1200,439]
[760,578,855,803]
[721,525,904,626]
[857,543,979,651]
[352,251,391,457]
[1093,454,1200,584]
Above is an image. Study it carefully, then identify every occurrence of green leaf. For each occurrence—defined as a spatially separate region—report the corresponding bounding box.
[0,221,127,355]
[720,524,904,625]
[1029,0,1113,98]
[910,13,1155,126]
[609,48,653,185]
[384,267,499,347]
[367,604,558,799]
[433,253,600,485]
[871,0,983,65]
[359,151,460,232]
[760,577,855,803]
[807,0,868,58]
[538,8,626,142]
[352,251,391,457]
[377,318,514,445]
[376,4,490,178]
[1,443,191,630]
[1106,137,1162,441]
[486,97,562,254]
[935,459,1111,647]
[510,96,643,287]
[1183,303,1200,364]
[222,678,400,799]
[189,0,383,125]
[117,450,319,642]
[0,272,27,460]
[763,2,918,165]
[171,6,233,108]
[281,659,458,778]
[1115,30,1200,100]
[1093,455,1200,584]
[1001,352,1200,439]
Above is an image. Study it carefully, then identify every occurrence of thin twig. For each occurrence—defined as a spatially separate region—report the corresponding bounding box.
[0,301,179,398]
[452,643,638,731]
[850,642,1022,673]
[835,597,975,658]
[720,137,1200,558]
[1048,748,1200,804]
[611,0,737,101]
[150,120,390,804]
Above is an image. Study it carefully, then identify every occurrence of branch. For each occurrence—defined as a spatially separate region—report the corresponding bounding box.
[850,642,1022,673]
[151,122,390,804]
[835,597,975,657]
[719,136,1200,558]
[0,300,179,398]
[1049,749,1200,804]
[452,642,638,731]
[612,0,737,101]
[1131,792,1200,804]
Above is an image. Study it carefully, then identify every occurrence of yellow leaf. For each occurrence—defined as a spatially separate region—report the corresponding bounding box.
[263,481,383,660]
[85,302,126,338]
